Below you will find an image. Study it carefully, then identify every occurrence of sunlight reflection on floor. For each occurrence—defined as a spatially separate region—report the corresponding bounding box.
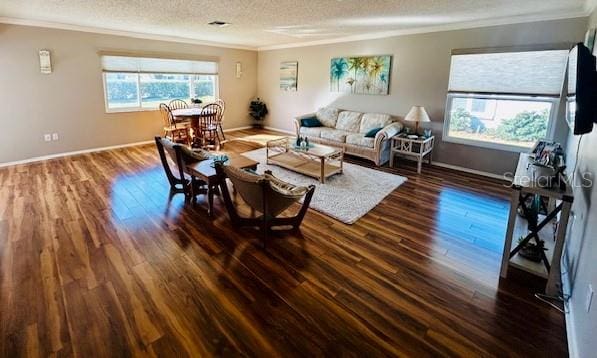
[234,134,287,146]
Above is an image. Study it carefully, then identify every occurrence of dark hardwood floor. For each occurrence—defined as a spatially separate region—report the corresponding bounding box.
[0,129,567,357]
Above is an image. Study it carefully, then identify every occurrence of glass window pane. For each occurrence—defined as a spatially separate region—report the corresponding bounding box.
[192,75,216,103]
[471,98,487,113]
[105,73,139,109]
[140,73,191,109]
[448,97,551,148]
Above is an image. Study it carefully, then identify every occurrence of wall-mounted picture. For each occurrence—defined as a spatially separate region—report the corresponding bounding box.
[280,61,298,91]
[330,55,391,95]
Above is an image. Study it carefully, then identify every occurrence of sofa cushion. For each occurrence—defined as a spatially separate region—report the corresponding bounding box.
[320,128,349,142]
[299,126,323,137]
[346,133,375,148]
[359,113,392,134]
[300,116,322,127]
[335,111,363,132]
[316,107,340,128]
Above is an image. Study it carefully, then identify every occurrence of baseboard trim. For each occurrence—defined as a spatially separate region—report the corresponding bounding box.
[565,303,579,358]
[431,162,506,180]
[561,254,579,358]
[0,126,256,168]
[0,130,507,182]
[0,140,154,168]
[223,126,253,133]
[263,126,295,135]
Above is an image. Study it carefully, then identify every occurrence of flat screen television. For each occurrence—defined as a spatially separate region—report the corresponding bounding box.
[567,43,597,135]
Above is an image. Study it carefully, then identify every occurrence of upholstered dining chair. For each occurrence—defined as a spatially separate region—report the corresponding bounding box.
[154,136,209,199]
[197,103,223,149]
[159,103,191,145]
[215,162,315,247]
[214,98,226,141]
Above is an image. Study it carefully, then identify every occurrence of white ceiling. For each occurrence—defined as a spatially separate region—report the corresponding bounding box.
[0,0,591,50]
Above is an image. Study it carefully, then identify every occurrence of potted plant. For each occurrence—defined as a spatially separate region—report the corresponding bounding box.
[249,98,268,128]
[190,98,203,107]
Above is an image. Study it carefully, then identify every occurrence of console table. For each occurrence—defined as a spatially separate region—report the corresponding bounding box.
[500,153,573,297]
[389,135,434,174]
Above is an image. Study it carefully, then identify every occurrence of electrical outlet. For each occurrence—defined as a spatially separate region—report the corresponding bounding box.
[587,284,594,313]
[44,134,51,142]
[52,133,59,141]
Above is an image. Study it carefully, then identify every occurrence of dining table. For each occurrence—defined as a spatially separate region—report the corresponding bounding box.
[185,154,259,216]
[172,107,213,147]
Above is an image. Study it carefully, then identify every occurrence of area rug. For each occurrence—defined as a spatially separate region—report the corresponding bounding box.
[241,148,407,224]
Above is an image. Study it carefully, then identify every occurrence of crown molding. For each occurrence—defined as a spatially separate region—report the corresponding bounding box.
[257,10,590,51]
[0,17,257,51]
[0,6,592,54]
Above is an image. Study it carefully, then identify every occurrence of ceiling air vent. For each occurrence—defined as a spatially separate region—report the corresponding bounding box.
[208,21,230,28]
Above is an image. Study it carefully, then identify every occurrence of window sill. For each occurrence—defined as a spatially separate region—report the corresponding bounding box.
[442,135,533,153]
[105,107,159,114]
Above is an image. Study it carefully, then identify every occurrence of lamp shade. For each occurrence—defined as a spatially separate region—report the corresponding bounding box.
[404,106,431,123]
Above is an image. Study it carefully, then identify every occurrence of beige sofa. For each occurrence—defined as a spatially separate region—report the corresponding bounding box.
[293,107,403,166]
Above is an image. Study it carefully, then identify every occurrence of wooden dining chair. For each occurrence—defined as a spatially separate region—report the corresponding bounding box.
[168,99,193,126]
[159,103,190,145]
[168,99,189,110]
[197,103,223,150]
[154,136,207,199]
[214,98,226,141]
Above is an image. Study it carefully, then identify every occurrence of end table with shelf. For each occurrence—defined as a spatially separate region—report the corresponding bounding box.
[500,153,573,297]
[389,134,434,173]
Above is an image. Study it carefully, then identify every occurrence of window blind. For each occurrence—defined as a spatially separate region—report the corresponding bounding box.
[101,55,218,75]
[448,50,569,97]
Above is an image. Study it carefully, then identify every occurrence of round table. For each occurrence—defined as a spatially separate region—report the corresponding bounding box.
[171,107,217,148]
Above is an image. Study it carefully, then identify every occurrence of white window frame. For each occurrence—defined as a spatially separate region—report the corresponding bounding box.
[102,72,219,113]
[442,93,559,153]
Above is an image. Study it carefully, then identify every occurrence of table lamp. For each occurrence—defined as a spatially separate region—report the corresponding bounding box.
[404,106,430,135]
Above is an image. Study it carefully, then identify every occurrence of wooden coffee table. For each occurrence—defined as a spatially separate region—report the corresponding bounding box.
[185,154,258,216]
[266,137,343,183]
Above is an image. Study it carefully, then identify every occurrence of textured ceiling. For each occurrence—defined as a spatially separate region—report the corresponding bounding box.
[0,0,589,49]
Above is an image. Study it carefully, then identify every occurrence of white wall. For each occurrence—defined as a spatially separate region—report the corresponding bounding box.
[562,8,597,358]
[0,24,258,164]
[257,18,587,175]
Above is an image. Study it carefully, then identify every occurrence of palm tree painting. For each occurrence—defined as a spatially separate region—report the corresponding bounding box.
[330,58,348,91]
[330,55,391,95]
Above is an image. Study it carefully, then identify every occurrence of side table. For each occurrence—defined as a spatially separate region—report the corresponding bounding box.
[389,135,434,174]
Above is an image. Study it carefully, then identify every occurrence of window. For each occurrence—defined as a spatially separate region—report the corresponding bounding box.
[105,73,139,109]
[101,55,218,112]
[444,49,569,151]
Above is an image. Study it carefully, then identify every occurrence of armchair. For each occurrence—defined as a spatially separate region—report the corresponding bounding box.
[215,163,315,247]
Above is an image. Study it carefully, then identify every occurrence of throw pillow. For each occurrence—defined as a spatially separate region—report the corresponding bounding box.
[301,116,322,127]
[364,127,383,138]
[265,172,308,197]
